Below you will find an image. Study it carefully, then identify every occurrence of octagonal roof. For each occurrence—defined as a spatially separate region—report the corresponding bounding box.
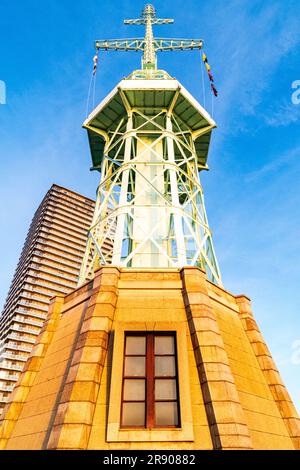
[83,78,216,171]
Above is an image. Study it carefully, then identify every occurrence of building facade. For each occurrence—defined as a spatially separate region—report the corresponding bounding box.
[0,266,299,450]
[0,184,95,413]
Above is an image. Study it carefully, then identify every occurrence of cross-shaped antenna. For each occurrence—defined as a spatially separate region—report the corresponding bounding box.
[95,4,203,74]
[124,4,174,69]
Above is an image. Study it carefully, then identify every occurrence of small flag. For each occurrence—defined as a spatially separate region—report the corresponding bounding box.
[208,71,214,82]
[211,84,218,97]
[201,49,218,97]
[93,52,98,75]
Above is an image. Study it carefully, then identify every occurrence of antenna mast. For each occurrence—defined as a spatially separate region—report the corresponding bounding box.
[95,3,203,78]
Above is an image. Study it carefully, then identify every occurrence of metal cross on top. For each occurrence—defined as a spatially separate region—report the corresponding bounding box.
[95,4,203,74]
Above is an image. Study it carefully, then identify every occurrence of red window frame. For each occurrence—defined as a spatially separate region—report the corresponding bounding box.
[120,331,181,429]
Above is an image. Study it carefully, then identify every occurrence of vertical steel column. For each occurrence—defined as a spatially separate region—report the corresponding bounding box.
[78,154,107,284]
[166,115,186,265]
[112,114,133,265]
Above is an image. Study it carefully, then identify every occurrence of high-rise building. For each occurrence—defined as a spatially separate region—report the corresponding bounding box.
[0,184,95,414]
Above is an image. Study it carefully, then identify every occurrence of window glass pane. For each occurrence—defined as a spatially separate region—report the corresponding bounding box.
[126,336,146,355]
[155,379,177,400]
[123,379,145,401]
[155,402,178,426]
[155,336,175,355]
[122,402,145,426]
[124,356,145,376]
[155,356,176,377]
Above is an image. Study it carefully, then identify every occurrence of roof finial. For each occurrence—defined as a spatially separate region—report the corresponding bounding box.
[124,4,174,70]
[95,5,203,78]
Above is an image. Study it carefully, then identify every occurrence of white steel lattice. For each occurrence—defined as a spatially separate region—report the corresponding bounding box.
[79,89,222,286]
[79,5,222,286]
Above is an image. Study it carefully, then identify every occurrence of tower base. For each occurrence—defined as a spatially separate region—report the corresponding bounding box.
[0,267,299,450]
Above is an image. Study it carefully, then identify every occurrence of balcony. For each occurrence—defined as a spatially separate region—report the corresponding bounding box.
[0,395,9,403]
[33,246,80,264]
[35,243,82,264]
[2,343,32,353]
[0,384,14,392]
[0,372,19,381]
[11,325,39,336]
[14,308,47,321]
[6,334,36,344]
[14,315,44,328]
[26,278,75,294]
[0,362,23,372]
[1,352,28,362]
[29,266,76,283]
[23,283,59,297]
[18,299,48,313]
[37,237,85,258]
[31,258,78,278]
[19,291,50,304]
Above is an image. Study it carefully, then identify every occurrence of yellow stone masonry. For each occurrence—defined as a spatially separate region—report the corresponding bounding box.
[0,266,299,450]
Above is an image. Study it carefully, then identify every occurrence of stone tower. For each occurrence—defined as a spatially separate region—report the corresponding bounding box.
[0,5,299,450]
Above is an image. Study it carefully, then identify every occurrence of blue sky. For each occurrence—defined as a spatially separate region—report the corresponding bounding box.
[0,0,300,412]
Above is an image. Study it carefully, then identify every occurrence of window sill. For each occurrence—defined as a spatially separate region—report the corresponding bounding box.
[107,423,193,442]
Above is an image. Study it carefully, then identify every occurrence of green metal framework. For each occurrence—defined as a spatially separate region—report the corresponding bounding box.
[78,5,222,287]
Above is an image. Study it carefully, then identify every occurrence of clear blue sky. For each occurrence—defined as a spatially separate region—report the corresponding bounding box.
[0,0,300,412]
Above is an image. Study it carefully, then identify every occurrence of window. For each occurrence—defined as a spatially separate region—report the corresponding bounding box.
[121,332,180,428]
